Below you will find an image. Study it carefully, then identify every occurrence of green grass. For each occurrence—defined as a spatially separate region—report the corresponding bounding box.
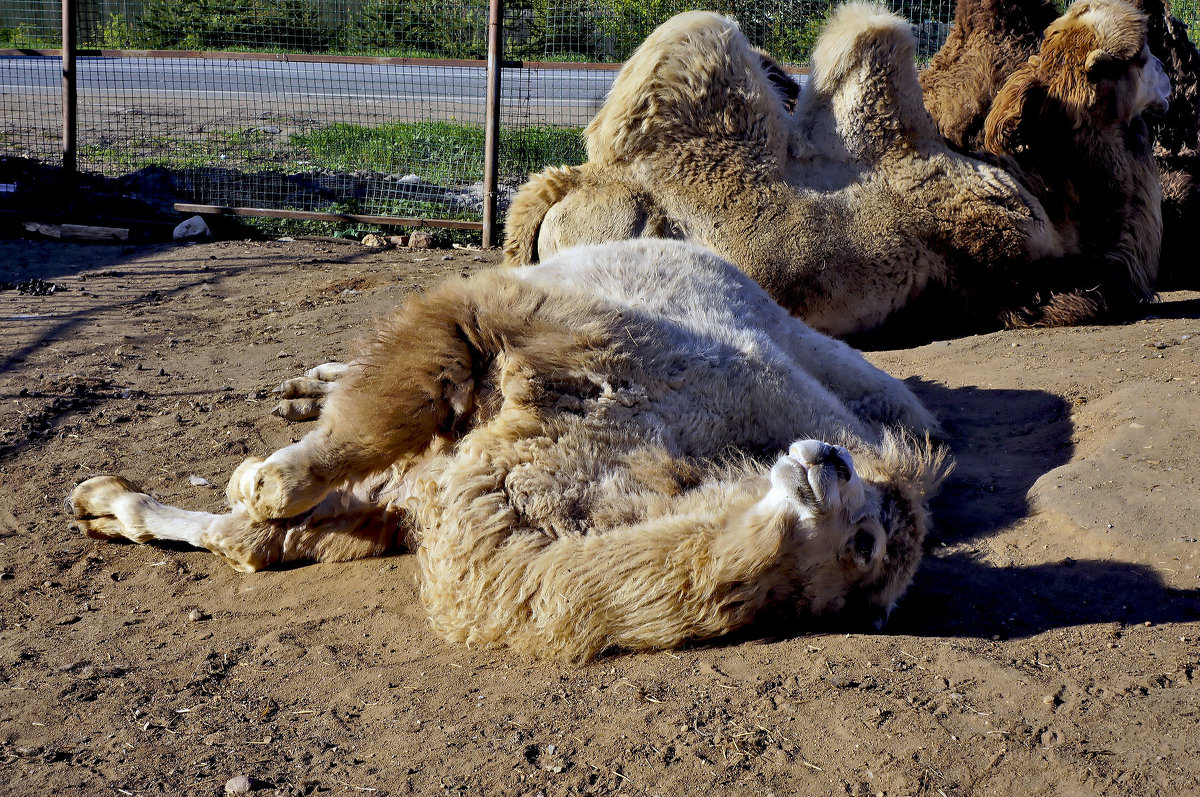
[80,129,285,171]
[75,119,584,242]
[291,120,585,181]
[79,119,585,178]
[293,120,484,180]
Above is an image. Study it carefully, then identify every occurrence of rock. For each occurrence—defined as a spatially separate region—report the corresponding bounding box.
[173,216,212,243]
[408,230,435,249]
[188,475,212,487]
[225,774,252,794]
[188,608,210,622]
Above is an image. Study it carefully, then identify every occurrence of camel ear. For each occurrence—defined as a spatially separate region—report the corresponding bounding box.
[984,65,1046,156]
[1084,48,1120,80]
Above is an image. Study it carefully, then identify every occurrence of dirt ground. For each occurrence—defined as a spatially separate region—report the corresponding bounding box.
[1,236,1198,797]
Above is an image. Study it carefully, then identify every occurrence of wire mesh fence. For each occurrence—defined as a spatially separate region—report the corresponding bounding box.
[1,0,1198,238]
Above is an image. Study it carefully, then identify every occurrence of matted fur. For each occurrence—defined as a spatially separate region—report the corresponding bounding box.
[506,6,1065,338]
[981,0,1166,322]
[922,0,1200,291]
[503,3,1167,337]
[919,0,1059,150]
[70,240,949,662]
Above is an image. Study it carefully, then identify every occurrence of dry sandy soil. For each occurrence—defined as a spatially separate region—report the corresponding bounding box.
[1,236,1198,797]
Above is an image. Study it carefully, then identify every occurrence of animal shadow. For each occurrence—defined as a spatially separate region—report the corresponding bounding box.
[903,378,1073,545]
[1148,294,1200,320]
[895,552,1200,638]
[890,378,1200,637]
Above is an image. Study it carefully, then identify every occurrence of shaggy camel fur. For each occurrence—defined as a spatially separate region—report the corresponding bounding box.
[70,240,949,661]
[504,2,1170,335]
[921,0,1199,289]
[919,0,1060,149]
[506,5,1058,338]
[1094,0,1198,291]
[981,0,1170,324]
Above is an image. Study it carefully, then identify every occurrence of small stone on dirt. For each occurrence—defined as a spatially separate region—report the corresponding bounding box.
[188,608,210,622]
[225,774,252,794]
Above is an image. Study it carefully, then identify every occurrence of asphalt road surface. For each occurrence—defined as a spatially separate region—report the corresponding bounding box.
[1,55,622,125]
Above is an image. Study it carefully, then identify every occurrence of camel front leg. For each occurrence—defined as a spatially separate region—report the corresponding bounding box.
[70,475,284,571]
[272,361,350,421]
[70,474,402,571]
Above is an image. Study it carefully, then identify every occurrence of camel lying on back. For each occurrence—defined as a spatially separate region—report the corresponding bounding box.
[921,0,1200,290]
[70,240,949,661]
[504,1,1170,337]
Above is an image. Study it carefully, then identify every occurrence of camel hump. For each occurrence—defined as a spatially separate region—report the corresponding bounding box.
[584,11,789,168]
[796,3,940,161]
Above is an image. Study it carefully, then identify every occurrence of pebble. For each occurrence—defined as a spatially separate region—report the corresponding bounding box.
[1041,694,1056,705]
[188,608,210,622]
[225,775,252,794]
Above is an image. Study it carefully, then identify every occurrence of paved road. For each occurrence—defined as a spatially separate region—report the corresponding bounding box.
[1,56,621,122]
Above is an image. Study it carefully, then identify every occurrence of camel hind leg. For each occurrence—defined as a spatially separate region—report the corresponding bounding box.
[235,268,579,524]
[504,164,673,267]
[70,472,403,572]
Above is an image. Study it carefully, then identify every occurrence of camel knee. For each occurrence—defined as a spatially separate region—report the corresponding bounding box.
[227,445,334,522]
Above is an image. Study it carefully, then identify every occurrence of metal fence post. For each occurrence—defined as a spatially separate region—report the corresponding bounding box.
[482,0,503,248]
[61,0,77,179]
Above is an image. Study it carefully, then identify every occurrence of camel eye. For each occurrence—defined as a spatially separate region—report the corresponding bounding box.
[853,529,876,561]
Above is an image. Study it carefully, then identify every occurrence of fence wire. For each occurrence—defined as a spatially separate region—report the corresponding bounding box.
[1,0,1198,235]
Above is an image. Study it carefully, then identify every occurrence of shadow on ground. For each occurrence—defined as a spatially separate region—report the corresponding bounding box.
[895,553,1200,639]
[902,378,1074,545]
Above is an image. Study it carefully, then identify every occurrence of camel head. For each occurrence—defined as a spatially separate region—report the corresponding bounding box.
[985,0,1171,154]
[759,433,951,631]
